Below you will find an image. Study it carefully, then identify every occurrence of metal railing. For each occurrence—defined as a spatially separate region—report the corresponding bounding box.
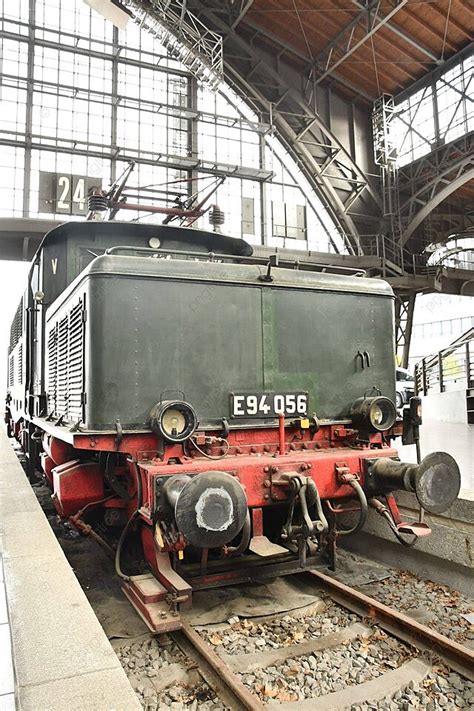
[365,235,474,278]
[415,329,474,397]
[364,234,435,276]
[429,249,474,273]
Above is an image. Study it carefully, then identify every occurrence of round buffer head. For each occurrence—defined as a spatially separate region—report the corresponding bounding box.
[414,451,461,514]
[174,471,247,549]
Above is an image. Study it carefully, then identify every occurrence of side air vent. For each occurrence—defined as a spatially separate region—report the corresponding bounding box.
[46,298,85,423]
[8,354,14,388]
[18,343,23,385]
[47,325,58,415]
[67,302,85,422]
[56,314,69,417]
[9,298,23,354]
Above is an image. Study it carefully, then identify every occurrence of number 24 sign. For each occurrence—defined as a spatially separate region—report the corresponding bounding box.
[38,171,101,216]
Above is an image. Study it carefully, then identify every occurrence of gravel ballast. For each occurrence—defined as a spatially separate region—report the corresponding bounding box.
[351,667,474,710]
[200,604,358,655]
[237,632,415,703]
[114,634,227,710]
[355,566,474,645]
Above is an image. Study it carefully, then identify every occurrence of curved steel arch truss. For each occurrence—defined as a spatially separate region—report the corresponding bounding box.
[399,133,474,247]
[185,3,383,255]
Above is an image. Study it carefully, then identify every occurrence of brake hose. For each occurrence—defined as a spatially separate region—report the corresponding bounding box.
[115,461,143,582]
[227,511,251,557]
[374,501,418,548]
[382,509,418,547]
[115,510,139,581]
[337,478,368,536]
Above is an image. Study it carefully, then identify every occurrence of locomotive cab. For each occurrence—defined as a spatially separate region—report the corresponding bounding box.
[5,221,461,632]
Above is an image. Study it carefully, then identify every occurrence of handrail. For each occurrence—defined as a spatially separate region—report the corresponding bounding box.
[364,234,433,276]
[415,330,474,397]
[104,246,367,276]
[365,234,474,278]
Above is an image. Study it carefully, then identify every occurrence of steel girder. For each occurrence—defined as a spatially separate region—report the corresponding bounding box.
[351,0,438,63]
[240,18,374,102]
[309,0,407,86]
[231,0,254,30]
[395,293,416,369]
[422,209,474,247]
[398,133,474,247]
[186,3,383,255]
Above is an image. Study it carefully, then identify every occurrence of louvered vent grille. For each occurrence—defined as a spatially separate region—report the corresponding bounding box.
[56,314,69,416]
[47,325,58,414]
[8,354,14,387]
[46,299,85,423]
[18,343,23,385]
[67,302,85,422]
[9,298,23,354]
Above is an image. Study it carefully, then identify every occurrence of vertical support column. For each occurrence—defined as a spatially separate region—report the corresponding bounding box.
[22,0,36,217]
[259,131,267,246]
[382,235,387,278]
[395,293,416,369]
[432,75,440,149]
[438,351,444,393]
[401,293,415,369]
[394,297,401,352]
[110,26,120,184]
[465,341,471,387]
[188,75,199,205]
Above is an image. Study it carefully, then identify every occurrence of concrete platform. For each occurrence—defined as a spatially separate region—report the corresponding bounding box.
[398,421,473,495]
[0,427,141,711]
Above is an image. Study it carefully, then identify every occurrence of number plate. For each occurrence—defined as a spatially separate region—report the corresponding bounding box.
[230,392,308,418]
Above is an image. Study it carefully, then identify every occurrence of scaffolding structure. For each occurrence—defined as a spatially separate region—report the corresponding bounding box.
[123,0,223,91]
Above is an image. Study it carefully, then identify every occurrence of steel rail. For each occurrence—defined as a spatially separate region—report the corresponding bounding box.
[171,621,265,711]
[308,569,474,681]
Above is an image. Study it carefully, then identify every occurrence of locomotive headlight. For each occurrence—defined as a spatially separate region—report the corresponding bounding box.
[149,400,198,443]
[162,408,186,435]
[370,403,384,427]
[351,396,396,433]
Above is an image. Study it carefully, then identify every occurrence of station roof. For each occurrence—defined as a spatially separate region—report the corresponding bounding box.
[233,0,473,101]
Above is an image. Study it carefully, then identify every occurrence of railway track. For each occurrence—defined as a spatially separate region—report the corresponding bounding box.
[30,480,473,710]
[164,571,474,711]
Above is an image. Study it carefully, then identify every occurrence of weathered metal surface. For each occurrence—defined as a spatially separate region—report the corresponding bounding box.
[248,536,288,557]
[51,460,104,517]
[121,574,182,634]
[138,445,399,512]
[43,249,395,430]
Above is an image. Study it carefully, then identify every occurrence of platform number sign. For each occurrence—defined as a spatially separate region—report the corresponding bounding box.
[39,171,101,216]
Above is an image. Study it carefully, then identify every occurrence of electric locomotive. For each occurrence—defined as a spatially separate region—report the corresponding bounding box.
[6,221,461,631]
